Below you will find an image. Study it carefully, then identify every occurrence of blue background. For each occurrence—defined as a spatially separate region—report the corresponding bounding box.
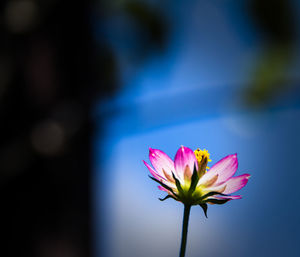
[94,1,300,257]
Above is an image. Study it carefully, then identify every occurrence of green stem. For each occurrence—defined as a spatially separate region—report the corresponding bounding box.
[179,204,191,257]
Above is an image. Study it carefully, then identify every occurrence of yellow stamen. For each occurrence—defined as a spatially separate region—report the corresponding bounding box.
[194,148,211,162]
[194,148,212,173]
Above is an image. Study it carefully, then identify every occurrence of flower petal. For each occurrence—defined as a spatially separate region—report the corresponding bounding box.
[212,195,242,200]
[202,183,227,195]
[158,185,169,193]
[174,146,198,181]
[149,148,175,178]
[143,160,166,181]
[206,195,242,204]
[183,165,193,181]
[199,154,238,185]
[222,174,250,194]
[201,174,219,187]
[158,186,179,200]
[145,160,177,191]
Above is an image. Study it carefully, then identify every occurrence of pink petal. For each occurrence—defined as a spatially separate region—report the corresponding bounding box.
[158,186,179,200]
[199,154,238,185]
[209,195,242,200]
[144,160,177,190]
[222,174,251,194]
[202,183,227,194]
[149,148,175,178]
[143,160,166,181]
[183,165,193,181]
[158,186,178,195]
[215,195,242,200]
[158,185,169,193]
[174,146,198,181]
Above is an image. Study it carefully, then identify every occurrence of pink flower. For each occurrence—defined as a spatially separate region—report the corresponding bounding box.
[144,146,250,217]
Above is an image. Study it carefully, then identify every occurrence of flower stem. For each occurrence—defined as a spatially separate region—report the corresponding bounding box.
[179,204,191,257]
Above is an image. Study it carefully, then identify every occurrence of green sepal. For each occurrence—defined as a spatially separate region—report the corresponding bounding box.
[148,176,177,196]
[205,198,230,205]
[188,164,199,194]
[199,203,208,218]
[199,191,228,201]
[159,195,175,201]
[172,172,184,195]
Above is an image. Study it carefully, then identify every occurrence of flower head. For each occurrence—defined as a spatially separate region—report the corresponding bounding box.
[144,146,250,217]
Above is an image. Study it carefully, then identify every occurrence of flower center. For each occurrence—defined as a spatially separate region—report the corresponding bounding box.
[194,148,211,172]
[194,148,211,162]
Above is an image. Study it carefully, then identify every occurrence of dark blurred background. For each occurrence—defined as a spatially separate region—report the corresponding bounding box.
[1,0,300,257]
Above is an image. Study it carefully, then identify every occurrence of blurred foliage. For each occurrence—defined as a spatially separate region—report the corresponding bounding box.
[246,0,297,106]
[249,0,295,43]
[96,0,169,95]
[246,45,293,105]
[122,0,168,51]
